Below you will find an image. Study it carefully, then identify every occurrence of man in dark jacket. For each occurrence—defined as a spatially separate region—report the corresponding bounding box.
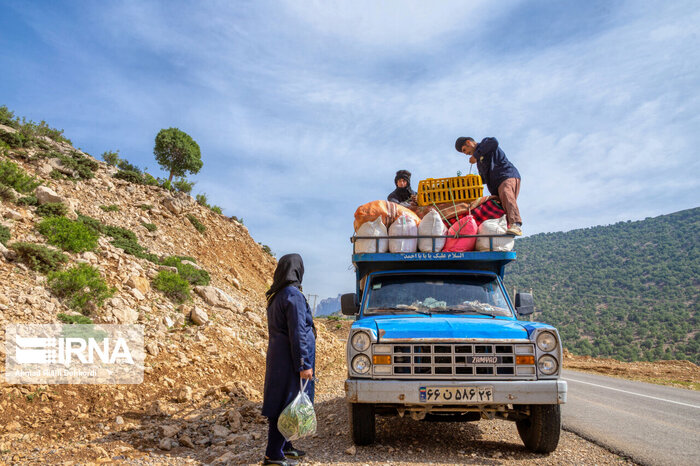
[387,169,416,206]
[455,137,522,235]
[262,254,315,466]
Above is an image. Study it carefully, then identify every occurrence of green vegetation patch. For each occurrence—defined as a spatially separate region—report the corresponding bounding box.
[52,151,98,180]
[0,224,10,246]
[57,313,94,324]
[186,214,206,233]
[36,202,68,218]
[142,222,157,232]
[9,242,68,273]
[211,205,223,215]
[0,182,16,202]
[77,213,160,264]
[260,244,274,256]
[99,204,120,212]
[0,159,41,194]
[0,106,70,146]
[49,264,114,315]
[173,178,194,194]
[138,204,153,211]
[161,256,210,286]
[39,217,99,253]
[152,270,190,303]
[16,195,38,206]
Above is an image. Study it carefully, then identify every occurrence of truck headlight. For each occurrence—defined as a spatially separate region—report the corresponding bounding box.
[351,332,371,352]
[538,355,558,375]
[536,331,557,352]
[352,354,371,374]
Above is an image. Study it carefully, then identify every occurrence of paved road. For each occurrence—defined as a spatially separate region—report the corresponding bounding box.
[562,370,700,466]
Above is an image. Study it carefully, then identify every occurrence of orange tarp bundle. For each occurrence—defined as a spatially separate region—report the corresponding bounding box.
[353,200,421,232]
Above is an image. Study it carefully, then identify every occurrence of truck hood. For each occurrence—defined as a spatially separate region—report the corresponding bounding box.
[372,316,529,341]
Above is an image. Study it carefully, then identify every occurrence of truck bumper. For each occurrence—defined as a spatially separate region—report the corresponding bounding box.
[345,379,567,405]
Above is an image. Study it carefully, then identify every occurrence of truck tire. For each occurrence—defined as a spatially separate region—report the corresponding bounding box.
[516,404,561,453]
[349,403,375,445]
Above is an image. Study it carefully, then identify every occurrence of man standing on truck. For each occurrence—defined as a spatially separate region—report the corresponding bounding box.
[455,137,522,236]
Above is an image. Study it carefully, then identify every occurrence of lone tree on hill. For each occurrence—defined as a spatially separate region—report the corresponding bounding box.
[154,128,203,182]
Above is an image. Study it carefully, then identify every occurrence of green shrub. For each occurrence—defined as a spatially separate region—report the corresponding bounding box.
[186,214,206,233]
[0,159,41,193]
[99,204,120,212]
[49,264,114,314]
[211,205,223,215]
[195,193,209,207]
[36,202,68,217]
[143,173,159,186]
[57,313,93,324]
[152,270,190,303]
[139,204,153,211]
[0,182,17,202]
[160,178,173,191]
[162,255,196,265]
[49,170,66,180]
[0,224,10,246]
[113,170,143,184]
[161,256,210,286]
[39,217,99,253]
[55,151,97,180]
[230,215,244,225]
[117,159,141,173]
[16,195,38,206]
[0,106,19,129]
[101,150,120,166]
[0,131,25,148]
[261,244,274,256]
[142,222,157,232]
[76,213,161,264]
[173,178,194,194]
[9,242,68,273]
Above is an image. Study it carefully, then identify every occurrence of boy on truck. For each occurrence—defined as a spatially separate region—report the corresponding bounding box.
[455,137,522,236]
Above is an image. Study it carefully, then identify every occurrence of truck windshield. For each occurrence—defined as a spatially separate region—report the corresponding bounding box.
[365,274,512,317]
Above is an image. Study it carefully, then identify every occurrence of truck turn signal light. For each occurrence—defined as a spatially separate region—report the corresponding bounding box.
[516,355,535,365]
[373,355,391,365]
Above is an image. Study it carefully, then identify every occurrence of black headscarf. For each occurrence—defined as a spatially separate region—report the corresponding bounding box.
[266,253,304,306]
[387,170,415,205]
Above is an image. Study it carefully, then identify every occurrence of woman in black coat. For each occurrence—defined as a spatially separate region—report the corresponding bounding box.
[262,254,316,466]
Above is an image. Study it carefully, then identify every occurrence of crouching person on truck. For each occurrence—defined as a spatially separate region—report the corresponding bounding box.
[262,254,316,466]
[455,136,523,236]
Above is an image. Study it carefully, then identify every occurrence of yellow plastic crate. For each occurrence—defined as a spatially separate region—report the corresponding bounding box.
[417,174,484,206]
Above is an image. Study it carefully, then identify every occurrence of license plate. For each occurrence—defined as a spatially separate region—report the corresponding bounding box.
[419,386,493,402]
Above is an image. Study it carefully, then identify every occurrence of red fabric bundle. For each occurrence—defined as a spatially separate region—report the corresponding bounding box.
[442,215,477,252]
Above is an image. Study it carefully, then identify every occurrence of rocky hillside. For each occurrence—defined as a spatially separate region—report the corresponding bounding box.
[0,119,348,463]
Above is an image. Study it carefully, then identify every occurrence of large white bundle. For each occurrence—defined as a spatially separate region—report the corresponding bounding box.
[389,215,418,253]
[355,218,389,253]
[418,210,447,252]
[475,216,514,252]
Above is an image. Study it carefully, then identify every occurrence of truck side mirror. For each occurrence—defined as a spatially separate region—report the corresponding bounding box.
[341,293,359,315]
[515,292,535,316]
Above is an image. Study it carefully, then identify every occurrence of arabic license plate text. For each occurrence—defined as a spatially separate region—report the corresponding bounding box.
[419,386,493,402]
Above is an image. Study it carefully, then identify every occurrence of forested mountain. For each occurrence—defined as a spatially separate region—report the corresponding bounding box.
[505,207,699,363]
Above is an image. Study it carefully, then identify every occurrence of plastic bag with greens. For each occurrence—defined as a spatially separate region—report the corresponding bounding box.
[277,378,317,441]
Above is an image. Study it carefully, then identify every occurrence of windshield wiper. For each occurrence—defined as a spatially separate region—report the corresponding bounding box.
[367,307,432,316]
[442,307,496,318]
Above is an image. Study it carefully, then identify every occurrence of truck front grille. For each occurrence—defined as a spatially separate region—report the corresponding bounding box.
[376,343,534,379]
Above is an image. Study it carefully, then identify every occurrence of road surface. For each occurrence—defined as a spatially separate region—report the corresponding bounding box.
[562,369,700,466]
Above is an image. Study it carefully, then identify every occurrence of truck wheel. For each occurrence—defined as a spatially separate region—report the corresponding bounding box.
[516,404,561,453]
[349,403,375,445]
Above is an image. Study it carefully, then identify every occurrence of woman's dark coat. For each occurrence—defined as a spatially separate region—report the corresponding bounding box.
[261,285,316,418]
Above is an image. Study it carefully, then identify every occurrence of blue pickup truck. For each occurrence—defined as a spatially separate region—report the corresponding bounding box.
[341,241,567,453]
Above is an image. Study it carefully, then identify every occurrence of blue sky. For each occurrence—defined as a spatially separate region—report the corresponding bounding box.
[1,0,699,299]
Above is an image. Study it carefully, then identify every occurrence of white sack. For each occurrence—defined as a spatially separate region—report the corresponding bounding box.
[355,218,389,253]
[418,210,447,252]
[389,215,418,253]
[475,216,514,252]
